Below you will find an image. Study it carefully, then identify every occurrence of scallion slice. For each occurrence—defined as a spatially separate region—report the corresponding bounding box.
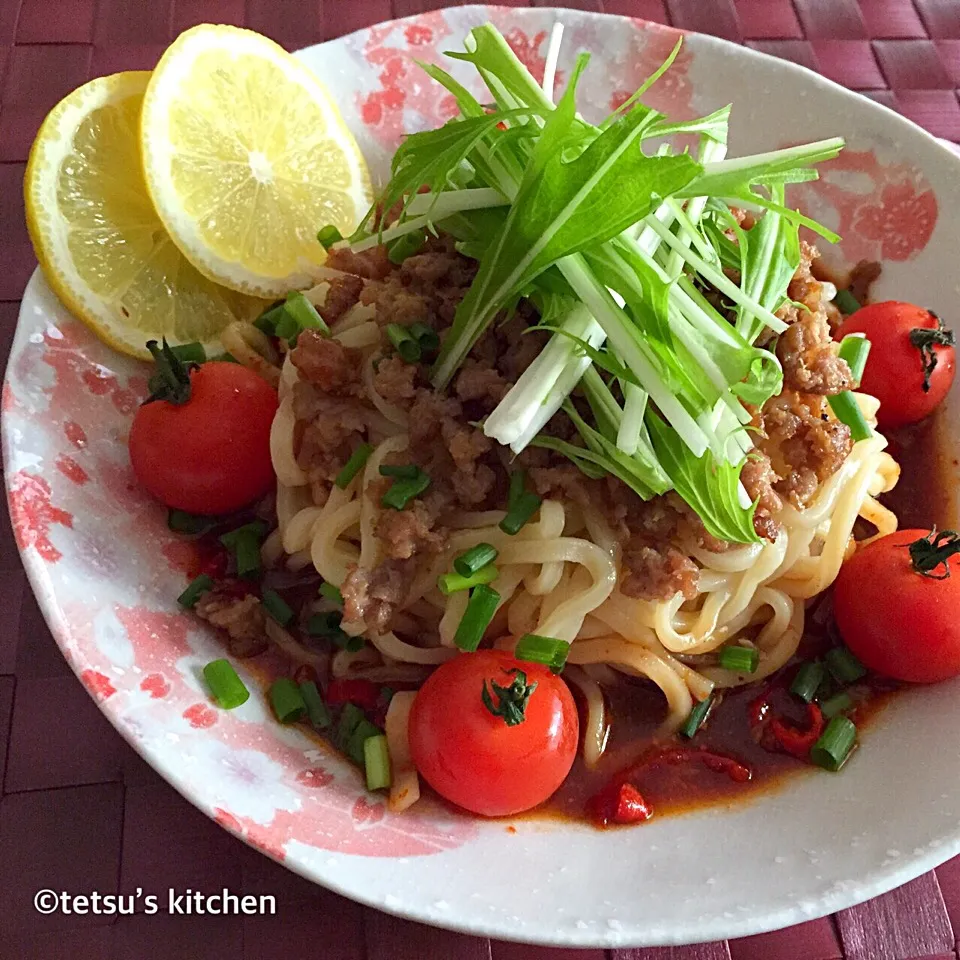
[219,521,267,579]
[838,333,871,387]
[306,610,343,638]
[515,633,570,673]
[811,715,857,771]
[167,509,212,535]
[790,661,825,703]
[680,694,714,739]
[364,734,392,790]
[299,680,332,729]
[347,718,382,766]
[281,290,330,343]
[253,302,285,336]
[820,691,854,719]
[387,229,426,264]
[437,564,499,595]
[410,321,440,357]
[337,702,365,749]
[379,463,420,479]
[335,443,373,489]
[453,584,501,652]
[202,659,249,709]
[499,491,542,535]
[381,470,431,510]
[385,323,421,363]
[262,589,294,626]
[169,342,206,364]
[454,543,499,577]
[508,469,527,505]
[269,677,307,724]
[825,646,867,684]
[178,574,213,609]
[833,288,860,315]
[317,224,343,249]
[319,582,343,606]
[827,391,873,442]
[718,644,759,674]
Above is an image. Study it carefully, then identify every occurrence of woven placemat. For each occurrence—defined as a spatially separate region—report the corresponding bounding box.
[1,2,959,958]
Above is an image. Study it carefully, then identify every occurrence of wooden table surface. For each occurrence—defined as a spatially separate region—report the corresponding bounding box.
[2,1,960,958]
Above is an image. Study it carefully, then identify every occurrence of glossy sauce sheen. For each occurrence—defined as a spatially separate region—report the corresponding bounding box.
[533,413,950,826]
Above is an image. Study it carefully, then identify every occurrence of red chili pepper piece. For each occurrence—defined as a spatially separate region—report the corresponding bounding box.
[770,702,825,759]
[701,751,752,783]
[325,678,380,713]
[588,781,654,827]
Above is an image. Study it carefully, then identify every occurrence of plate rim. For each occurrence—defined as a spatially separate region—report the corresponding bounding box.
[4,3,960,947]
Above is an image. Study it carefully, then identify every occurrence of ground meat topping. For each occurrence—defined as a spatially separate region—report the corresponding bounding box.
[740,452,784,541]
[620,542,699,602]
[195,588,268,658]
[317,273,363,324]
[775,241,852,395]
[341,559,416,633]
[373,354,419,409]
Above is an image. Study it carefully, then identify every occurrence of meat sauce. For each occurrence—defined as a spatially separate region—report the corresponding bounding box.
[530,411,953,827]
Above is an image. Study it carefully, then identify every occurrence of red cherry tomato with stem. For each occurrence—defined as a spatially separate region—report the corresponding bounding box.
[130,342,278,515]
[834,528,960,683]
[838,301,955,429]
[409,649,578,817]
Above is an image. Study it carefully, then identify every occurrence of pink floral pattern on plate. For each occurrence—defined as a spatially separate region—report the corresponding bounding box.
[3,4,957,946]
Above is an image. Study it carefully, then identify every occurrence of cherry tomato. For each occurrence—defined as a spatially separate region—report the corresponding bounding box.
[838,301,955,429]
[130,360,277,515]
[834,529,960,683]
[408,649,578,817]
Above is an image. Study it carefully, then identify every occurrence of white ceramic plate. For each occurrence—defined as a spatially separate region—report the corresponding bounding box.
[5,4,960,948]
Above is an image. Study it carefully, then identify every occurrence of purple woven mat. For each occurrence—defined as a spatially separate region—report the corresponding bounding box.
[2,2,960,958]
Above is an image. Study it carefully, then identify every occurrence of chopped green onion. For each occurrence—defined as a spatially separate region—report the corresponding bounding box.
[810,715,857,771]
[826,646,867,684]
[833,288,860,315]
[269,677,307,724]
[454,543,499,577]
[299,680,332,729]
[718,645,759,673]
[499,491,542,535]
[838,334,871,387]
[280,290,330,343]
[387,229,426,264]
[169,342,206,364]
[508,469,527,505]
[202,659,249,709]
[827,391,873,442]
[381,471,431,510]
[453,584,500,652]
[379,463,420,479]
[790,661,825,703]
[335,443,373,489]
[437,564,499,595]
[262,589,293,626]
[167,509,213,535]
[219,521,267,579]
[336,632,365,653]
[319,582,343,606]
[317,224,343,249]
[515,633,570,673]
[680,694,714,739]
[385,323,421,363]
[178,574,213,609]
[821,691,854,720]
[347,718,381,766]
[253,302,285,336]
[337,702,365,749]
[363,734,392,790]
[410,322,440,357]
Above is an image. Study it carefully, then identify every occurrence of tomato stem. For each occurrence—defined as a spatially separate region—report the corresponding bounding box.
[909,312,954,393]
[481,668,537,726]
[145,338,194,406]
[908,528,960,580]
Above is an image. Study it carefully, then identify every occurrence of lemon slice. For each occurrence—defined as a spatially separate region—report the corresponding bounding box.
[24,71,265,360]
[140,24,373,299]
